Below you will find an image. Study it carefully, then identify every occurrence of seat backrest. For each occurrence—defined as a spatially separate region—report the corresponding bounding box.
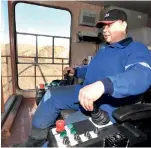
[128,27,151,46]
[128,27,151,103]
[141,86,151,103]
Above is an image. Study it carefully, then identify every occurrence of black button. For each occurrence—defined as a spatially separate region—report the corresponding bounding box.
[116,133,122,139]
[94,127,99,134]
[74,134,81,143]
[63,136,70,145]
[84,131,91,139]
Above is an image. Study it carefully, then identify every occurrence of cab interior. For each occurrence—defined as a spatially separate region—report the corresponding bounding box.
[1,1,151,147]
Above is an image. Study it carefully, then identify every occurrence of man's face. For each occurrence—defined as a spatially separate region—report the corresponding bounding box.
[103,20,126,43]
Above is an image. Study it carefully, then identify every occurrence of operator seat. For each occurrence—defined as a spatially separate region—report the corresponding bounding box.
[141,86,151,103]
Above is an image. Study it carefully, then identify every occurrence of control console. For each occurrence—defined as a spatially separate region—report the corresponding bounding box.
[48,118,112,147]
[48,102,148,147]
[48,118,147,147]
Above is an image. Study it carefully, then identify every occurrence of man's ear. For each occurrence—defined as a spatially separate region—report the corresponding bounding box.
[122,21,127,30]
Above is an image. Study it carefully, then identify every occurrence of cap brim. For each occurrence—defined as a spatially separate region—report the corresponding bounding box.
[96,20,116,28]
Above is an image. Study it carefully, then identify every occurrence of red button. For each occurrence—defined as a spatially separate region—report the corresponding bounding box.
[56,120,65,132]
[39,84,44,89]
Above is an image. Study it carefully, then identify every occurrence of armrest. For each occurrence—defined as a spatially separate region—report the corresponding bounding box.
[112,103,151,123]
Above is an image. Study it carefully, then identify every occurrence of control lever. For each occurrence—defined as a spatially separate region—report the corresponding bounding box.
[64,70,74,85]
[91,102,110,125]
[64,70,70,80]
[92,102,99,114]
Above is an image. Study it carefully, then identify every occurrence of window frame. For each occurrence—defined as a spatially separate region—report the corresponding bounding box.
[14,1,72,90]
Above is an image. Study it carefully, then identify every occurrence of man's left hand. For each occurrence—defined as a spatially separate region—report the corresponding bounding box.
[78,81,105,111]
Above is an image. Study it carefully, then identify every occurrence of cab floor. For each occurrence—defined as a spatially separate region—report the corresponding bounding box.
[2,98,37,147]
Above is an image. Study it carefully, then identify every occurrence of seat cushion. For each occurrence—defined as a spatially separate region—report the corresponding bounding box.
[60,109,77,119]
[61,110,90,125]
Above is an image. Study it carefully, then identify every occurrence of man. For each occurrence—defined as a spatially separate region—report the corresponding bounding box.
[82,58,88,65]
[14,9,151,147]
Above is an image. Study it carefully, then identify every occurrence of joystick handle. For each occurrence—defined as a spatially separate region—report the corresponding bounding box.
[64,70,74,85]
[91,102,110,125]
[92,102,99,114]
[64,70,70,80]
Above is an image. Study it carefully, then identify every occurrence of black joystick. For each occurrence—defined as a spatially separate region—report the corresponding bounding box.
[64,70,70,80]
[91,102,110,125]
[63,70,74,85]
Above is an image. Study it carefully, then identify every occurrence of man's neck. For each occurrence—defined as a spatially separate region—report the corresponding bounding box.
[110,34,127,44]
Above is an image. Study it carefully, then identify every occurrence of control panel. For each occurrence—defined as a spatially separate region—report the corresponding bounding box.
[48,102,148,147]
[51,124,98,147]
[48,118,147,147]
[48,118,112,147]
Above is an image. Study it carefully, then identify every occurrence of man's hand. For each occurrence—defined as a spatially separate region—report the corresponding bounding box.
[63,67,75,76]
[78,81,105,111]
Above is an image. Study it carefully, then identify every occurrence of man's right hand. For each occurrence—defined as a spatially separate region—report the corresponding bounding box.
[63,67,75,76]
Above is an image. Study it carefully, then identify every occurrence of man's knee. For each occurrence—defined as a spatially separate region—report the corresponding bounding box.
[38,89,52,107]
[42,89,52,102]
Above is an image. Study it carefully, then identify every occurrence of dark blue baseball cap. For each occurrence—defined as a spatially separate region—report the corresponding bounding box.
[96,9,127,28]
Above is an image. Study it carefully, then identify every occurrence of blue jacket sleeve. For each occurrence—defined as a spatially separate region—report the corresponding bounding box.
[74,65,88,79]
[105,43,151,98]
[108,65,151,98]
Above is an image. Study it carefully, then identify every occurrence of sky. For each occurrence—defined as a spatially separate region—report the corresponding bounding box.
[1,1,71,49]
